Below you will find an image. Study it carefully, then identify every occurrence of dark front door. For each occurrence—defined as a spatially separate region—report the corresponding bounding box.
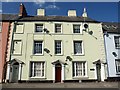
[96,63,101,81]
[11,62,19,83]
[55,63,61,82]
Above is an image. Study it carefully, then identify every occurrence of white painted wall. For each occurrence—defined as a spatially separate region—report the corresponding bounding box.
[104,33,120,77]
[10,21,106,81]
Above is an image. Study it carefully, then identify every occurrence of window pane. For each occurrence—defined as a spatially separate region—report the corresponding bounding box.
[73,25,80,33]
[114,36,120,48]
[42,63,44,76]
[35,24,43,32]
[55,24,61,33]
[74,41,82,54]
[31,62,45,77]
[73,62,86,77]
[34,41,43,54]
[115,60,120,73]
[83,62,86,76]
[76,62,82,76]
[55,40,61,54]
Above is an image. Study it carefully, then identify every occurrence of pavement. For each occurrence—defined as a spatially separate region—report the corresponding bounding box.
[1,82,120,89]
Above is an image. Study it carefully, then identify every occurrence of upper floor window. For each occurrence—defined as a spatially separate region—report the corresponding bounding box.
[30,62,45,77]
[114,36,120,49]
[73,24,81,33]
[73,61,86,77]
[34,41,43,55]
[73,41,83,55]
[115,59,120,74]
[35,24,43,32]
[55,24,62,33]
[55,40,62,55]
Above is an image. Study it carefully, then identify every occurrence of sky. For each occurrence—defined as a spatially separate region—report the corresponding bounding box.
[1,2,119,22]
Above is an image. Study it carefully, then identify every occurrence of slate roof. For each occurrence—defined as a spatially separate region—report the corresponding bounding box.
[17,15,100,23]
[0,14,19,21]
[1,14,119,34]
[0,14,100,23]
[102,22,120,34]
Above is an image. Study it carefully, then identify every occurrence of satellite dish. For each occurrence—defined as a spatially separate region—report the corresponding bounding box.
[84,24,88,29]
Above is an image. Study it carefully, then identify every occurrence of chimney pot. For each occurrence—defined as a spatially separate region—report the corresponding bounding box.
[37,9,45,16]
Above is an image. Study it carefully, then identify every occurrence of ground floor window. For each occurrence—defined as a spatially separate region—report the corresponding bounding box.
[73,61,86,77]
[30,62,45,77]
[115,59,120,74]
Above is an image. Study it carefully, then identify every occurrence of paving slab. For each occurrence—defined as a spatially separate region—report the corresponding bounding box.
[1,82,120,89]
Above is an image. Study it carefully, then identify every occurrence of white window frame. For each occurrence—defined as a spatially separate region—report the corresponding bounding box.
[33,41,44,55]
[115,59,120,74]
[73,61,87,77]
[73,40,84,55]
[30,61,45,78]
[54,40,62,55]
[35,24,44,33]
[73,24,81,34]
[114,36,120,49]
[55,23,62,33]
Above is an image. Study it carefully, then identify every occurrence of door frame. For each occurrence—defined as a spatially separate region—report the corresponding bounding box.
[93,60,105,82]
[6,59,24,83]
[52,60,66,83]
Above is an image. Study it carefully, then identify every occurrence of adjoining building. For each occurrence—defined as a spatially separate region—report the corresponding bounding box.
[0,14,19,83]
[103,22,120,81]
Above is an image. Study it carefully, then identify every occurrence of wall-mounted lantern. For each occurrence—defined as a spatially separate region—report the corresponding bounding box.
[44,48,50,53]
[112,52,117,57]
[44,48,52,56]
[66,56,72,61]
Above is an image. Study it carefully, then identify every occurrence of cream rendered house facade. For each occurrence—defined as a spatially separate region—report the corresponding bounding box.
[6,6,107,83]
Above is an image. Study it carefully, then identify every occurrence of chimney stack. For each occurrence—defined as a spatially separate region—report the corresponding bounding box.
[19,3,27,17]
[68,10,76,16]
[37,9,45,16]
